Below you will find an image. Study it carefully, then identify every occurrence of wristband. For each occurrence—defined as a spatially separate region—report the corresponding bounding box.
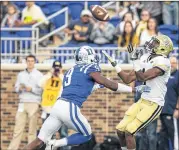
[117,83,132,93]
[114,65,122,73]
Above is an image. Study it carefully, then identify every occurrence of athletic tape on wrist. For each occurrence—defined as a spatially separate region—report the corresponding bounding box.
[117,83,132,93]
[115,65,122,73]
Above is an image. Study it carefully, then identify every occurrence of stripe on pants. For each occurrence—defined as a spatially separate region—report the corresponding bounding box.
[70,102,89,136]
[132,105,162,135]
[74,105,89,136]
[70,102,83,134]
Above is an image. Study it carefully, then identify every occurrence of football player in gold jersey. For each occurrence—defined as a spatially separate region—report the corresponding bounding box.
[105,35,174,150]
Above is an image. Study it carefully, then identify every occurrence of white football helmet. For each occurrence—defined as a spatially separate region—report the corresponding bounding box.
[74,46,99,65]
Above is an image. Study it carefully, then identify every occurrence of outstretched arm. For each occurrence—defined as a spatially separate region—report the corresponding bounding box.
[102,50,136,84]
[90,72,151,93]
[90,72,133,92]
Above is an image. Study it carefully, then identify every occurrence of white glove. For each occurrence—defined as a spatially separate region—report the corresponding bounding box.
[102,50,122,73]
[135,85,151,93]
[91,83,104,93]
[127,44,142,60]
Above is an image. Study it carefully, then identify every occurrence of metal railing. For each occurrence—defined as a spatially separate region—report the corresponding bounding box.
[1,7,69,60]
[32,7,68,44]
[35,46,178,64]
[1,42,179,64]
[1,27,38,58]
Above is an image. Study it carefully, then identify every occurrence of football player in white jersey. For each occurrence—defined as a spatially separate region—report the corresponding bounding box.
[104,35,174,150]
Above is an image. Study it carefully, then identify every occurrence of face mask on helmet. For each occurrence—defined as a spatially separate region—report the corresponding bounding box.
[144,37,160,54]
[75,46,100,65]
[93,53,100,64]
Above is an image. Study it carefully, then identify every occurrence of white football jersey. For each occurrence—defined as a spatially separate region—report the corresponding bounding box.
[139,53,171,106]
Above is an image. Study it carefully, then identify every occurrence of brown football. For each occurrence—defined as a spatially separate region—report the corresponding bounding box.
[90,5,110,21]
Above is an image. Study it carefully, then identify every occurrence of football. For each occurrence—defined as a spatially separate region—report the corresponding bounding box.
[90,5,110,21]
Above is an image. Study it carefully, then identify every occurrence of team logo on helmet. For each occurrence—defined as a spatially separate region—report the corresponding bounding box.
[75,46,99,65]
[144,35,173,56]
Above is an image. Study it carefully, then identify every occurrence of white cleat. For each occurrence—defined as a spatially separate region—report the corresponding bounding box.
[45,139,58,150]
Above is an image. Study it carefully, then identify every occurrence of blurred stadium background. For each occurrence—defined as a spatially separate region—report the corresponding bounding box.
[1,1,179,150]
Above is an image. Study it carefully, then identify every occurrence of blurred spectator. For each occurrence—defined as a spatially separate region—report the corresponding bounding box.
[39,60,70,150]
[115,12,136,35]
[64,9,93,45]
[158,56,179,150]
[135,9,150,38]
[1,4,19,27]
[117,1,142,22]
[141,2,162,25]
[140,18,160,46]
[129,2,143,22]
[162,2,179,26]
[14,1,48,27]
[0,1,11,20]
[118,21,139,47]
[8,55,43,150]
[90,21,115,45]
[14,1,50,46]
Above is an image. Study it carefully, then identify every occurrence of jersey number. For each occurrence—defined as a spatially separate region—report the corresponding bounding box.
[51,80,59,87]
[64,68,74,86]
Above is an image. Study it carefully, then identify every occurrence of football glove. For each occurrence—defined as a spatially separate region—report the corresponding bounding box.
[102,50,122,73]
[91,83,104,93]
[135,85,151,93]
[127,44,142,60]
[102,50,117,67]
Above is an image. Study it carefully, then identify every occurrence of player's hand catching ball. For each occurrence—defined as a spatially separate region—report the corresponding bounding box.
[127,44,142,60]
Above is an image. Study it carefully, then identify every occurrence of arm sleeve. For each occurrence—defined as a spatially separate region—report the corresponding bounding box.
[86,64,101,75]
[15,73,21,93]
[152,57,170,74]
[31,72,43,95]
[38,73,51,89]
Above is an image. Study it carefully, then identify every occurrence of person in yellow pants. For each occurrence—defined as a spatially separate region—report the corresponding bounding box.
[106,35,174,150]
